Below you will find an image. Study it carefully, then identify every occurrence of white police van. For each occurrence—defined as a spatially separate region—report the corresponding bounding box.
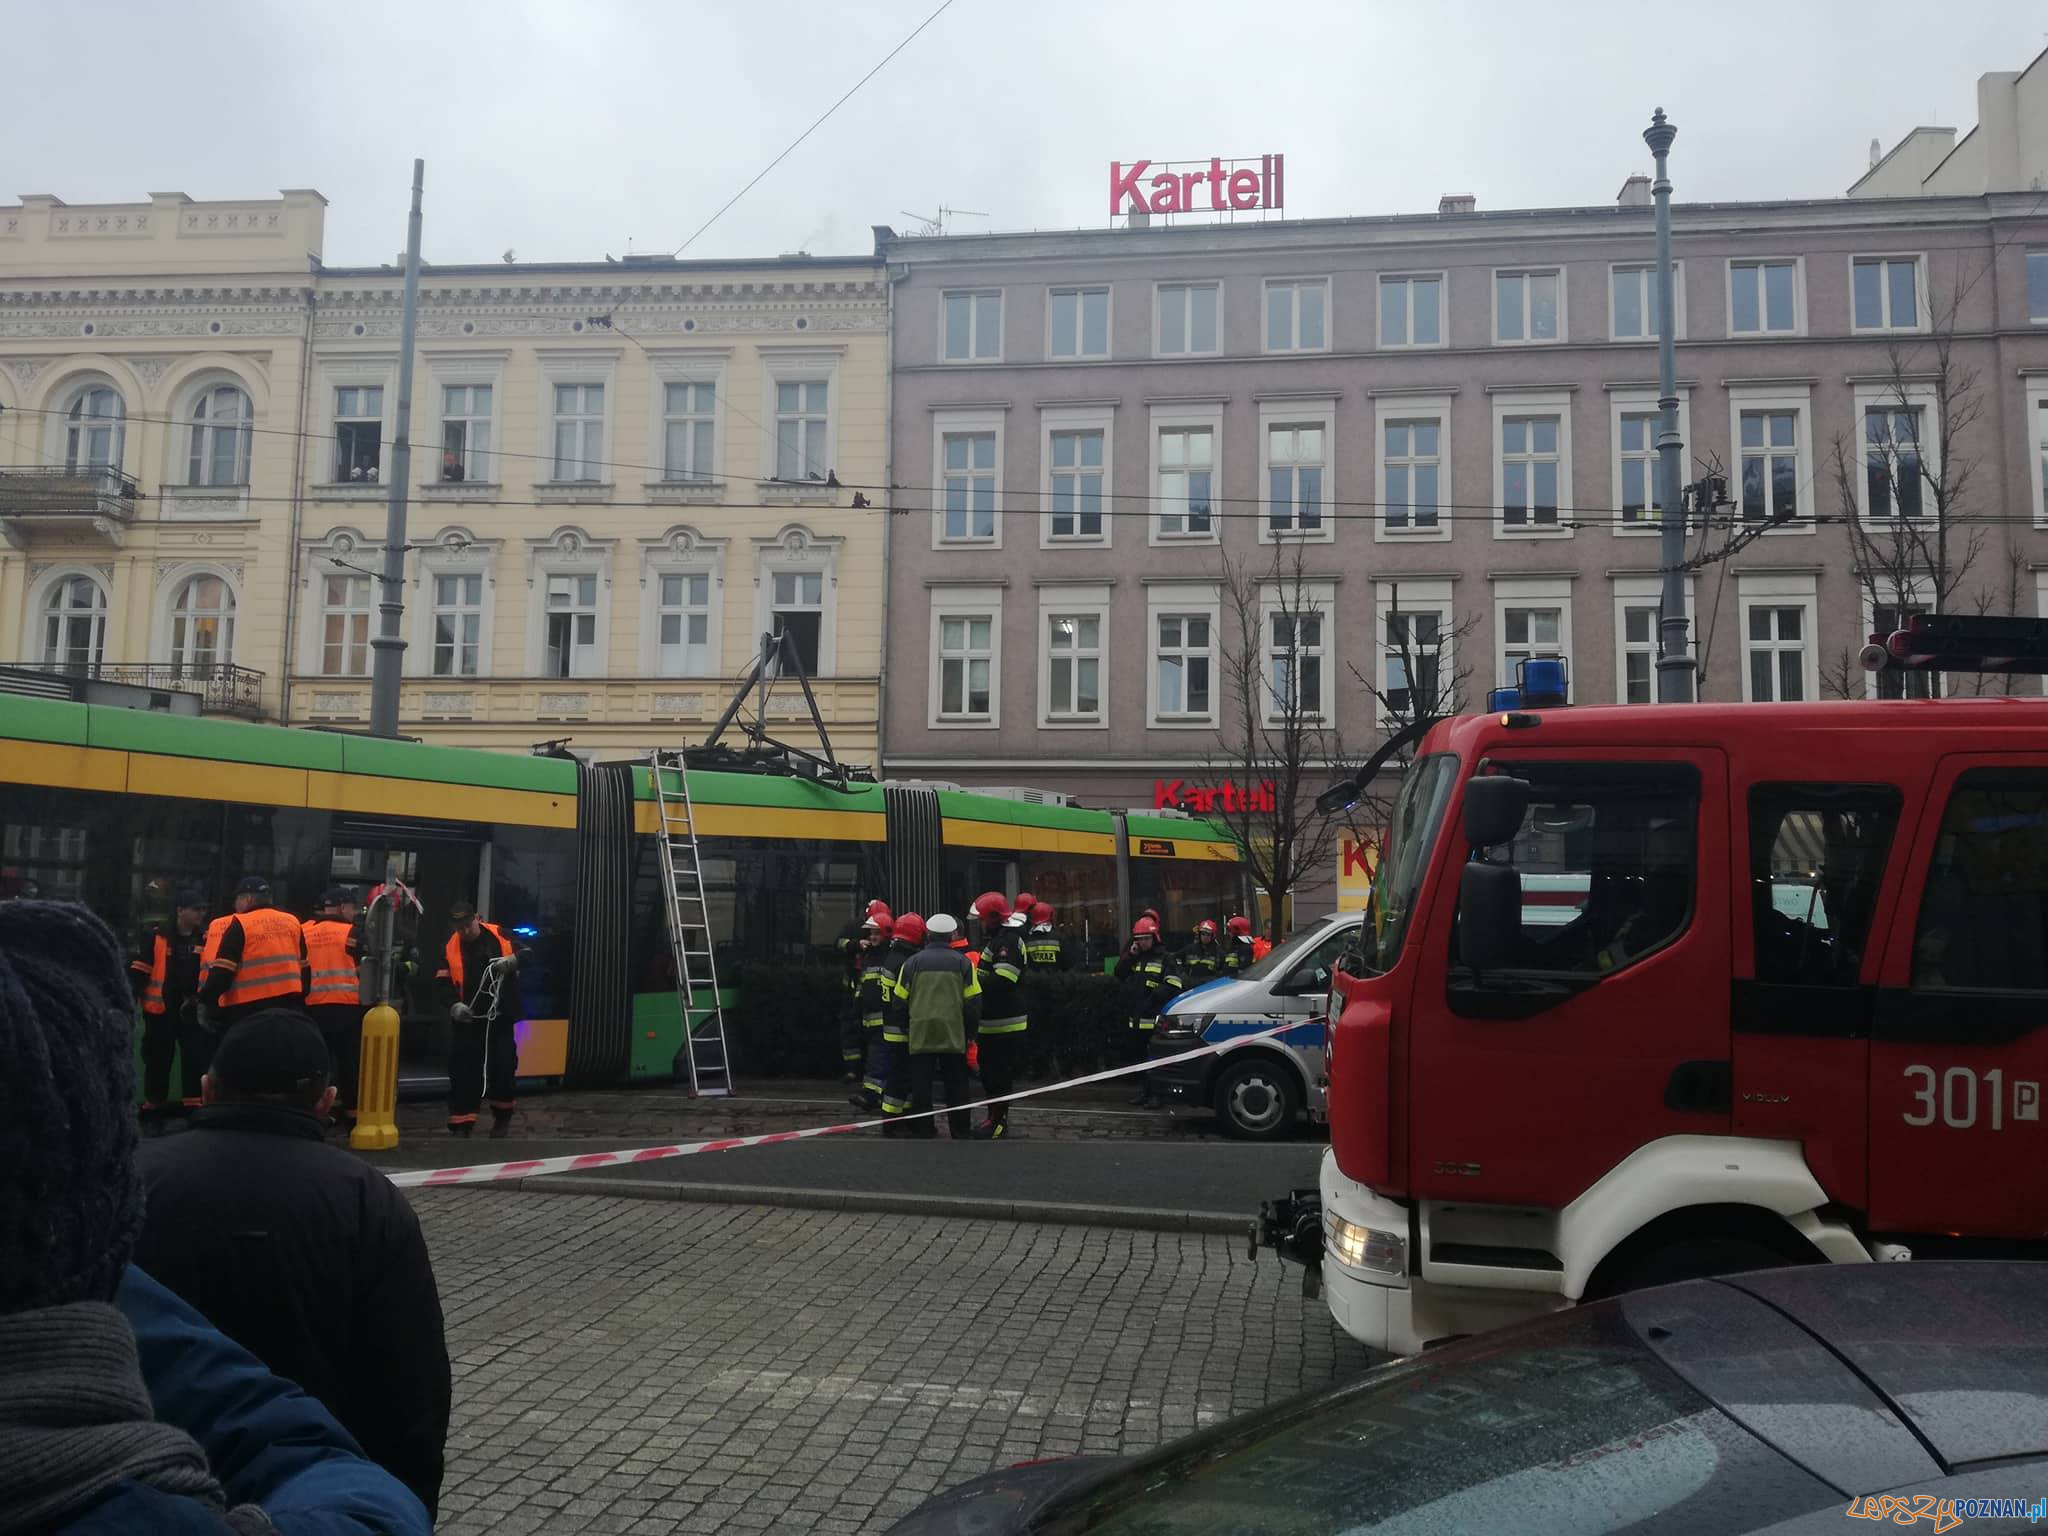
[1148,912,1364,1140]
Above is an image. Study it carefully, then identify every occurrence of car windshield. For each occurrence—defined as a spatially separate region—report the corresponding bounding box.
[1235,917,1349,984]
[1034,1307,1834,1536]
[1361,752,1459,974]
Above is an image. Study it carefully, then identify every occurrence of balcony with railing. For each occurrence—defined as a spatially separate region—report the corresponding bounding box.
[0,659,265,720]
[0,466,141,547]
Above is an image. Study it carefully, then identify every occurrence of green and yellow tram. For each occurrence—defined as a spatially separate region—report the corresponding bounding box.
[0,697,1240,1085]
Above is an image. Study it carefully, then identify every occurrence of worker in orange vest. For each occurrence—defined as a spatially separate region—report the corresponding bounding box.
[128,886,209,1128]
[303,885,366,1136]
[437,899,518,1138]
[198,876,309,1033]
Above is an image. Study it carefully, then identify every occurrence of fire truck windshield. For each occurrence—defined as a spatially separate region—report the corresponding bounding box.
[1364,752,1459,973]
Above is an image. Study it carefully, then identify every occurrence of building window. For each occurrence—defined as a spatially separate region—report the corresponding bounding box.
[1157,282,1219,356]
[1045,612,1102,721]
[1500,415,1562,529]
[320,573,373,676]
[332,386,382,482]
[1495,269,1561,343]
[1739,410,1800,523]
[1157,427,1214,537]
[1500,606,1565,686]
[1864,406,1925,519]
[1154,613,1214,721]
[543,573,599,678]
[1267,609,1325,719]
[440,384,491,482]
[1049,429,1104,539]
[1383,419,1441,533]
[2030,251,2048,322]
[1050,287,1109,359]
[64,386,124,473]
[1264,279,1328,352]
[662,382,716,483]
[769,570,824,675]
[2037,396,2048,526]
[430,574,483,677]
[40,574,106,668]
[1730,260,1797,334]
[1265,423,1326,535]
[1853,256,1920,332]
[1611,264,1669,341]
[1379,274,1442,347]
[657,573,712,676]
[1383,609,1444,719]
[936,614,994,720]
[943,290,1001,361]
[941,431,997,541]
[186,385,251,486]
[773,380,829,480]
[1872,600,1934,700]
[1620,604,1657,704]
[1747,606,1806,702]
[169,575,235,671]
[551,383,605,482]
[1618,412,1663,525]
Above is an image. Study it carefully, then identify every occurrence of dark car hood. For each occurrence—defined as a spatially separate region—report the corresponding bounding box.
[884,1456,1116,1534]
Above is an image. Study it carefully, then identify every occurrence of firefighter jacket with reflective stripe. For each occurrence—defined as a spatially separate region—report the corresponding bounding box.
[1183,940,1227,983]
[1225,937,1256,974]
[439,923,513,1003]
[838,920,866,994]
[132,925,203,1016]
[890,943,981,1055]
[303,919,363,1006]
[857,944,898,1026]
[1024,928,1064,970]
[215,909,310,1008]
[1113,946,1182,1026]
[877,940,918,1041]
[976,929,1028,1033]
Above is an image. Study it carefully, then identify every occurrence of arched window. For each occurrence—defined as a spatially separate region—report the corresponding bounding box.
[186,384,252,486]
[40,574,108,669]
[169,574,236,671]
[64,385,125,472]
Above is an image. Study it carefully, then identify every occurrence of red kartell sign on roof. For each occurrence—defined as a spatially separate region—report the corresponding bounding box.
[1110,155,1285,218]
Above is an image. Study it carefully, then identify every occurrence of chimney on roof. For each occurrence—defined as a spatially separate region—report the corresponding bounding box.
[1870,137,1882,169]
[1617,174,1652,208]
[1438,194,1475,215]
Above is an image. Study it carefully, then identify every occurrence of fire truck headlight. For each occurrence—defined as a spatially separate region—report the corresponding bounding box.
[1326,1213,1406,1277]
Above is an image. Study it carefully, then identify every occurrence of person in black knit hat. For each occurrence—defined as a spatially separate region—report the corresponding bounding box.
[0,901,432,1535]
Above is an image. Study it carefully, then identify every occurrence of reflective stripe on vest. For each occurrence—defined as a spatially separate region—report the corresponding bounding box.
[221,908,305,1008]
[141,932,169,1015]
[980,1017,1028,1035]
[200,915,232,972]
[445,922,512,996]
[303,919,360,1006]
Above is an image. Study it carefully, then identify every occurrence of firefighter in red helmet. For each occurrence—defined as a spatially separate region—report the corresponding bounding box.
[836,899,891,1084]
[1184,918,1226,984]
[1024,902,1064,971]
[875,913,924,1127]
[969,892,1026,1139]
[1224,914,1257,974]
[1113,915,1182,1107]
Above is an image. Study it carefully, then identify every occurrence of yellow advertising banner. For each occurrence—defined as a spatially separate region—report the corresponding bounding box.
[1337,832,1382,912]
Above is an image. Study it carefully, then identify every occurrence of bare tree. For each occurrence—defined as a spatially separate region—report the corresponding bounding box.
[1204,541,1349,943]
[1818,278,1990,701]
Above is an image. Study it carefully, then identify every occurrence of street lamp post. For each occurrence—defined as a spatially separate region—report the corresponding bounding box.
[1645,108,1695,702]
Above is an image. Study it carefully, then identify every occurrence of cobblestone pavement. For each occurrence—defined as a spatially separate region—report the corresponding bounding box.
[414,1189,1376,1535]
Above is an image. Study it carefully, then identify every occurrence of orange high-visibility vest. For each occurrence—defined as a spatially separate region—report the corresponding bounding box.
[220,908,306,1008]
[303,918,361,1007]
[200,914,232,971]
[136,932,170,1015]
[443,922,512,998]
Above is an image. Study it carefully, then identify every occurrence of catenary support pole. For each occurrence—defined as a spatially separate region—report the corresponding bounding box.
[369,159,424,738]
[1645,110,1695,702]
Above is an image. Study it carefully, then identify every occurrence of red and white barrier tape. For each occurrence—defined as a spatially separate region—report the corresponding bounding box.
[387,1022,1293,1189]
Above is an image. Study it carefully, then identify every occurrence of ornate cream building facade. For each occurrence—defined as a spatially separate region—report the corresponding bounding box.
[0,190,889,762]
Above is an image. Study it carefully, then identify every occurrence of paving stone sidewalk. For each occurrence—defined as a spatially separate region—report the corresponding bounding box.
[415,1188,1375,1534]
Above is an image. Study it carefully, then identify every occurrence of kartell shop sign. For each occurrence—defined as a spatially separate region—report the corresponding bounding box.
[1154,778,1277,813]
[1110,155,1286,217]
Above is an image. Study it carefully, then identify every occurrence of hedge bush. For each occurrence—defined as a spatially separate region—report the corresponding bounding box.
[725,961,1128,1082]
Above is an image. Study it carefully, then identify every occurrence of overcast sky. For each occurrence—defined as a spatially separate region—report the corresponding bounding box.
[11,0,2047,267]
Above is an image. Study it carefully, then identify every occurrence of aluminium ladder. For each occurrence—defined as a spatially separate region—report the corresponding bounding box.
[649,750,732,1097]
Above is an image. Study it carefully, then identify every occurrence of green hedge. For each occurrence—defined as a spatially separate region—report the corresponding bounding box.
[725,962,1127,1081]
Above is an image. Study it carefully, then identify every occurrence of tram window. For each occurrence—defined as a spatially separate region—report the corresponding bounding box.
[224,806,330,916]
[1913,773,2048,993]
[1748,785,1900,988]
[130,801,227,932]
[2,790,93,905]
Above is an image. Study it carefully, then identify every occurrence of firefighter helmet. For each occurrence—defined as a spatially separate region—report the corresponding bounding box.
[866,898,892,920]
[1198,919,1220,937]
[1013,890,1036,915]
[1132,916,1160,937]
[893,912,925,945]
[1032,902,1054,926]
[1226,915,1252,937]
[972,891,1011,925]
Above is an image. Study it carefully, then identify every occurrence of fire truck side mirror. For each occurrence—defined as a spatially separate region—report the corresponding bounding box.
[1458,861,1523,973]
[1463,775,1529,850]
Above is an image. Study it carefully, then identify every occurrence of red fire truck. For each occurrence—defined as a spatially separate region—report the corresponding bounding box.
[1259,616,2048,1355]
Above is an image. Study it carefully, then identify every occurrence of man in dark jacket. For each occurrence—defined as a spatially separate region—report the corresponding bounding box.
[1113,916,1183,1107]
[887,912,981,1138]
[0,899,429,1536]
[970,893,1028,1139]
[129,886,209,1127]
[136,1008,452,1518]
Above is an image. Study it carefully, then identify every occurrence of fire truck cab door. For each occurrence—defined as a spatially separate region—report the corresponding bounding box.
[1868,756,2048,1238]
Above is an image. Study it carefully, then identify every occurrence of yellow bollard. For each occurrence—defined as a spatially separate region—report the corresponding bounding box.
[350,1003,402,1151]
